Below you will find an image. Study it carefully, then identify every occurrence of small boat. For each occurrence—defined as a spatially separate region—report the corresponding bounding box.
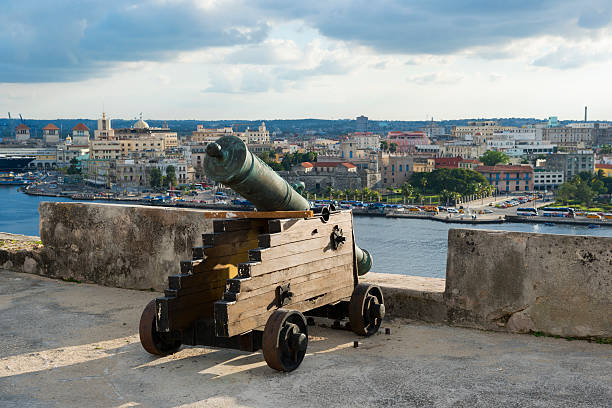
[544,222,554,226]
[588,224,600,229]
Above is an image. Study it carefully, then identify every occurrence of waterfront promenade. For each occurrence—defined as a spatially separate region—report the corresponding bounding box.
[1,269,610,408]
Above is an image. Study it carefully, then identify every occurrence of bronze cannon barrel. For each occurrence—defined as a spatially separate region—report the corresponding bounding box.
[204,135,372,275]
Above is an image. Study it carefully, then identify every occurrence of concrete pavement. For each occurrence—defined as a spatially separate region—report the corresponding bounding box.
[1,270,611,408]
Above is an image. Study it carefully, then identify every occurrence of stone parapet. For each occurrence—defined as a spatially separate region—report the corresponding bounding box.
[38,202,213,290]
[445,228,612,339]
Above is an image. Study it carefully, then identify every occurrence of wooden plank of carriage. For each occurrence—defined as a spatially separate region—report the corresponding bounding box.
[157,292,220,331]
[213,218,267,233]
[218,285,355,337]
[226,252,354,297]
[259,212,353,247]
[205,210,313,219]
[167,267,234,296]
[216,264,353,323]
[267,210,351,234]
[238,240,353,278]
[224,260,354,303]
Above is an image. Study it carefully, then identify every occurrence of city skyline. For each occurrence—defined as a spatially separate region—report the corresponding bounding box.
[2,1,612,120]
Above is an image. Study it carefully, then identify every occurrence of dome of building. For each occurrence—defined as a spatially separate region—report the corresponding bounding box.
[133,119,150,129]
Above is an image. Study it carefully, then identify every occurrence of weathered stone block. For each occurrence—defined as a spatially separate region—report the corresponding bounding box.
[39,202,214,290]
[445,228,612,339]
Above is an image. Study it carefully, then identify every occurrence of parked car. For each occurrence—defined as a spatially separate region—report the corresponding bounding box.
[447,208,459,213]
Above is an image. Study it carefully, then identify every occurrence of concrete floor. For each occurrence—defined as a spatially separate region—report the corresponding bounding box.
[1,269,610,408]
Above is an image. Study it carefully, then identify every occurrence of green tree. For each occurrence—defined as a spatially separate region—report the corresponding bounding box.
[479,150,510,166]
[164,165,177,188]
[401,182,415,199]
[380,141,388,151]
[67,158,81,175]
[150,168,162,188]
[389,142,398,153]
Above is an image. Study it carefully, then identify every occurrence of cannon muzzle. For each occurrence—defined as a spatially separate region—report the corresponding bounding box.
[204,135,372,275]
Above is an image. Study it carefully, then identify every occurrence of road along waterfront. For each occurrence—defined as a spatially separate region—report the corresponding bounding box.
[2,186,611,278]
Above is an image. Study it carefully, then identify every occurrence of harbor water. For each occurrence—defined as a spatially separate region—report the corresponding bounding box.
[1,186,611,278]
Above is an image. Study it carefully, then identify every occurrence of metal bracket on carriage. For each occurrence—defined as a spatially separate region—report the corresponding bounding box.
[275,284,294,307]
[330,225,346,250]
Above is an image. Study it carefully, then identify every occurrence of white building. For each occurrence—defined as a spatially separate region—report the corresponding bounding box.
[242,122,270,144]
[533,170,564,190]
[15,124,30,141]
[94,112,115,140]
[42,124,60,144]
[72,123,91,145]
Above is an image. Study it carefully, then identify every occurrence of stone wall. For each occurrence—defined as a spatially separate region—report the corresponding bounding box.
[445,229,612,339]
[38,202,213,290]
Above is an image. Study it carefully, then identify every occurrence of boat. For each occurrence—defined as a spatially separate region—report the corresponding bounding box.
[588,224,601,229]
[0,155,35,171]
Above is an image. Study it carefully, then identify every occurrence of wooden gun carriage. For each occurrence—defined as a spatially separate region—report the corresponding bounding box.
[139,209,385,372]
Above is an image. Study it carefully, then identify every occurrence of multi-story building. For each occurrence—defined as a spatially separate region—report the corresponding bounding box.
[452,121,516,144]
[118,135,166,158]
[72,123,90,146]
[94,112,115,140]
[89,140,122,160]
[114,119,178,150]
[379,153,435,188]
[545,151,595,180]
[342,132,380,151]
[115,158,192,187]
[191,126,234,142]
[542,126,596,148]
[15,124,30,141]
[339,143,373,170]
[459,159,483,170]
[42,124,60,144]
[242,122,270,144]
[533,169,564,191]
[281,161,362,192]
[356,115,368,132]
[386,131,430,153]
[594,127,612,147]
[476,165,534,193]
[440,141,486,159]
[506,142,556,156]
[56,143,89,166]
[435,157,482,170]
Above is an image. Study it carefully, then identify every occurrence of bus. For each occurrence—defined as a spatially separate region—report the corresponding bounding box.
[539,207,575,218]
[516,207,538,216]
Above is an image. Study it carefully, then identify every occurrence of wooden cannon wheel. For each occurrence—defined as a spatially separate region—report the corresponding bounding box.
[262,309,308,372]
[139,300,182,356]
[349,283,385,336]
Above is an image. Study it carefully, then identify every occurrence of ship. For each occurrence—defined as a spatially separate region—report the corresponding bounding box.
[0,155,36,171]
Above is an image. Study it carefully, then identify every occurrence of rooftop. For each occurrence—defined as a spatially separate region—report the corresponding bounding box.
[1,269,609,408]
[72,123,89,131]
[476,165,533,172]
[301,161,357,169]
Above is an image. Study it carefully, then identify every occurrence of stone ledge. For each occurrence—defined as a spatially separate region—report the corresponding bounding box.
[363,273,447,323]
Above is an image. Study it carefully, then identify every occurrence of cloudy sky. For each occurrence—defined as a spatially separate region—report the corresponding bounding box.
[2,0,612,120]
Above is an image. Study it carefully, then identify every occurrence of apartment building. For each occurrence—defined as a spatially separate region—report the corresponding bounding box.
[545,151,595,180]
[475,165,534,192]
[533,169,564,191]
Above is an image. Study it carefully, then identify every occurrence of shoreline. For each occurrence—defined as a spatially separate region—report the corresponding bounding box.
[21,188,612,227]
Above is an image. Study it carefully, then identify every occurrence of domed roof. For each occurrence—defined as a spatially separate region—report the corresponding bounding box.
[134,119,150,129]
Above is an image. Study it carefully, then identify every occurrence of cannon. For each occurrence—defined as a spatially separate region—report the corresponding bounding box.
[139,135,384,372]
[204,136,372,276]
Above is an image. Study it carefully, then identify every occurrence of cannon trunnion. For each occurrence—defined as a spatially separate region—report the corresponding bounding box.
[139,210,384,372]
